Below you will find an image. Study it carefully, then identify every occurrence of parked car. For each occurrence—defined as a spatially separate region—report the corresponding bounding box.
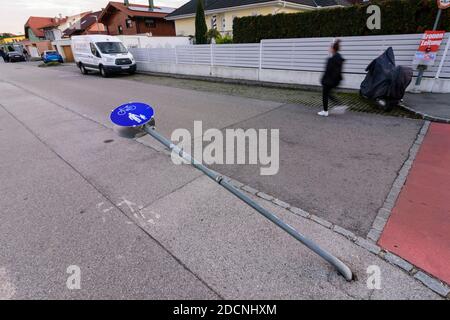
[5,51,26,63]
[71,35,136,77]
[42,50,64,63]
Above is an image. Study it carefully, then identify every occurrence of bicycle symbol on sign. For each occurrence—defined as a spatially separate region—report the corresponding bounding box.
[117,104,136,116]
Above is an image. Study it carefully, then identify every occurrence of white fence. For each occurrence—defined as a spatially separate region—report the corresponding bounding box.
[130,33,450,92]
[117,35,191,49]
[131,33,450,79]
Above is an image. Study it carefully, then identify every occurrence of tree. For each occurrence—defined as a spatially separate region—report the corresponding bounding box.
[195,0,207,44]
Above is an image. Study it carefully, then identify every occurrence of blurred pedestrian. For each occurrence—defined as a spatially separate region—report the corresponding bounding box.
[0,48,6,62]
[319,39,345,117]
[23,48,29,61]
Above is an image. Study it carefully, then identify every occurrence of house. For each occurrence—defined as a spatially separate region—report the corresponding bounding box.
[165,0,350,37]
[98,1,176,36]
[23,17,59,57]
[24,16,58,41]
[62,11,107,37]
[40,18,68,41]
[53,11,107,63]
[39,12,93,41]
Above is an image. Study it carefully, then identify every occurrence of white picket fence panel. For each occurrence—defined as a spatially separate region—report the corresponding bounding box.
[130,33,450,79]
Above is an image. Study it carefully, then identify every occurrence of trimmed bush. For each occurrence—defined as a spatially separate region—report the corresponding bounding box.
[233,0,450,43]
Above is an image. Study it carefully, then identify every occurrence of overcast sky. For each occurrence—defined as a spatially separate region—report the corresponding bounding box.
[0,0,188,34]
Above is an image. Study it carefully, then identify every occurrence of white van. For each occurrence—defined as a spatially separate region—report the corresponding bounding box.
[71,35,136,77]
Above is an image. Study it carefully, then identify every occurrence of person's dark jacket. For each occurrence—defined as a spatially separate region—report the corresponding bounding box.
[321,53,345,88]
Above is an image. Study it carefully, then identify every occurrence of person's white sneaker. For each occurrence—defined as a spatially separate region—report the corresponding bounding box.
[317,110,329,117]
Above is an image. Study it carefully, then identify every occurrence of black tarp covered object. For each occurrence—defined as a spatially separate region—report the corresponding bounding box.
[360,47,413,108]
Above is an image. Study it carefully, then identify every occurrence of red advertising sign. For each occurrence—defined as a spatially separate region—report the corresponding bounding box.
[418,30,446,52]
[437,0,450,9]
[414,30,446,66]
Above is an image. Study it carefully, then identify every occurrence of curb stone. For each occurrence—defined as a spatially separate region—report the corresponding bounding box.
[256,191,274,201]
[366,120,430,243]
[310,214,333,229]
[414,272,450,297]
[384,252,414,272]
[289,207,310,218]
[273,198,290,209]
[333,225,356,241]
[400,103,450,124]
[241,185,258,195]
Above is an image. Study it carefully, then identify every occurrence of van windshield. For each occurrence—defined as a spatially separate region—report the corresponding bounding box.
[96,42,127,54]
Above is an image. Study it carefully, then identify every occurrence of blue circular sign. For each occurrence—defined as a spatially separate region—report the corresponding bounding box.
[110,102,154,127]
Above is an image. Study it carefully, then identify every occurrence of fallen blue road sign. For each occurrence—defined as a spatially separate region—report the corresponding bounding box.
[110,102,154,127]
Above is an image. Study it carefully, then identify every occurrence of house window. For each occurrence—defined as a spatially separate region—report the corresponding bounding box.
[145,19,156,28]
[126,19,133,28]
[222,17,226,30]
[118,25,123,34]
[211,15,217,29]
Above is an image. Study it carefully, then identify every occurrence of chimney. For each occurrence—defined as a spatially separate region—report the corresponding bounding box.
[148,0,154,10]
[124,0,129,6]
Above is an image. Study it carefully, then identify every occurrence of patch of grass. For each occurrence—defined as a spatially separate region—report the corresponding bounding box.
[38,61,61,68]
[129,73,420,119]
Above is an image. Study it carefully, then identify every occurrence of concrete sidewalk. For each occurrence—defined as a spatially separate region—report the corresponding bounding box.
[0,78,442,299]
[403,93,450,123]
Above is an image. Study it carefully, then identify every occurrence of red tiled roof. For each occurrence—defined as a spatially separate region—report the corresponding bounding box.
[39,18,69,30]
[25,16,55,37]
[63,11,103,37]
[98,1,174,22]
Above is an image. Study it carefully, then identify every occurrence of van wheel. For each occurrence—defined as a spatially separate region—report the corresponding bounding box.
[79,64,88,75]
[99,66,109,78]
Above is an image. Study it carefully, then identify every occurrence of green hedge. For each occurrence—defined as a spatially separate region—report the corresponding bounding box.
[233,0,450,43]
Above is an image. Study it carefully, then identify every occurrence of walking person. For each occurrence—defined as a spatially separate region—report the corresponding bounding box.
[0,48,6,62]
[318,39,345,117]
[23,48,29,61]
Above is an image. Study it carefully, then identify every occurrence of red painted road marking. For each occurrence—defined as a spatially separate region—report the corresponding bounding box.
[379,123,450,286]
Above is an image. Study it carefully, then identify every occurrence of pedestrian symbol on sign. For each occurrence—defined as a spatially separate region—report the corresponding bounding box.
[110,102,154,127]
[128,113,147,124]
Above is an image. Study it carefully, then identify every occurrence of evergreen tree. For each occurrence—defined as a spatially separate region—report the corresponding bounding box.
[195,0,207,44]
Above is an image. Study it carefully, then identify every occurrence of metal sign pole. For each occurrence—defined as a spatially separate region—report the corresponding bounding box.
[143,125,354,281]
[415,7,444,87]
[433,9,443,31]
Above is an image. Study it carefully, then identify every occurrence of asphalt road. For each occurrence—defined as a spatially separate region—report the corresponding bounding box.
[0,61,436,299]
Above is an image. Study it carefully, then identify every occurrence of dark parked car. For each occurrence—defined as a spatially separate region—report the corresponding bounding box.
[5,51,26,62]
